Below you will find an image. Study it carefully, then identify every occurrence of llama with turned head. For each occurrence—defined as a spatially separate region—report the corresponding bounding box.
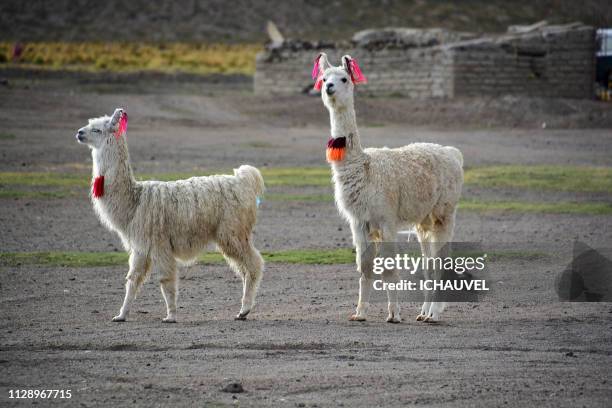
[313,53,464,323]
[76,108,264,322]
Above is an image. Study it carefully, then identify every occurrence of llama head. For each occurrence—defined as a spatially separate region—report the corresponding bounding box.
[312,53,367,110]
[75,108,127,149]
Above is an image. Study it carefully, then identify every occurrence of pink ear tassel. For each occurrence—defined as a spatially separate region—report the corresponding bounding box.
[312,54,321,81]
[312,54,324,90]
[114,112,128,140]
[347,58,367,85]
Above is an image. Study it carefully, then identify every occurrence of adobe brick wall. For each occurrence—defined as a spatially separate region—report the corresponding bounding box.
[450,26,595,99]
[254,47,454,98]
[254,25,595,99]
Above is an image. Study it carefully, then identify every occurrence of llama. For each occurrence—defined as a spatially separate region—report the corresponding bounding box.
[313,53,464,323]
[75,108,264,323]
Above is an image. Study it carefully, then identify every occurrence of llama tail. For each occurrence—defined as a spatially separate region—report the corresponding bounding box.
[445,146,464,168]
[234,165,265,198]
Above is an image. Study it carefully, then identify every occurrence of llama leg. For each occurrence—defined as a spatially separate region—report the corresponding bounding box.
[424,212,456,323]
[218,235,264,320]
[236,242,264,320]
[381,227,401,323]
[415,228,432,321]
[423,239,449,323]
[351,273,374,321]
[350,221,375,321]
[156,256,179,323]
[233,244,264,320]
[113,251,150,322]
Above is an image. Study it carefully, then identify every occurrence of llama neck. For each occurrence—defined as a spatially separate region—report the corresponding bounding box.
[328,103,364,159]
[91,140,138,227]
[327,103,369,214]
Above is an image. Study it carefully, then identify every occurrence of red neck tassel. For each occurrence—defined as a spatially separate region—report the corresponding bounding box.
[92,175,104,198]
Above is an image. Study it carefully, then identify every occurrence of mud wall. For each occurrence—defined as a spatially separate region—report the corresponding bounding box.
[451,26,595,99]
[254,46,454,98]
[254,25,595,99]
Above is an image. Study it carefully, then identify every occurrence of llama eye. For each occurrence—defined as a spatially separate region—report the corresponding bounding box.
[341,78,348,83]
[323,78,327,82]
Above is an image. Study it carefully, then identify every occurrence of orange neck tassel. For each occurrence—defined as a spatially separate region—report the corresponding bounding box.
[326,137,347,162]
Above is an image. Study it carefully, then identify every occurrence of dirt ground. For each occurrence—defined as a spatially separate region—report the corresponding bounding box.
[1,78,612,407]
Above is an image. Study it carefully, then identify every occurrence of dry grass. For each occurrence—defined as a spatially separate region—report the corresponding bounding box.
[0,42,261,75]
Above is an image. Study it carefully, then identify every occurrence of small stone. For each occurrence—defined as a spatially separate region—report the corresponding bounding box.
[221,382,244,393]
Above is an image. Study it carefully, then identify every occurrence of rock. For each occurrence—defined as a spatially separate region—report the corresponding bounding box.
[507,20,549,34]
[221,382,245,393]
[352,27,475,49]
[266,20,285,47]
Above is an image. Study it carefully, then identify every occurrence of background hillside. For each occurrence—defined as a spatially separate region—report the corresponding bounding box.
[1,0,611,43]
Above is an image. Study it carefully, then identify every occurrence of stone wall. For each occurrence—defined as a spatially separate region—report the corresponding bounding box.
[254,24,595,99]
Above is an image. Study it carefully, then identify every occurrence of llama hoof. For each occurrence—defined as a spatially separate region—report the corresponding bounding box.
[112,315,126,322]
[386,314,401,324]
[349,314,366,322]
[416,314,425,321]
[235,310,250,320]
[423,316,439,323]
[162,316,177,323]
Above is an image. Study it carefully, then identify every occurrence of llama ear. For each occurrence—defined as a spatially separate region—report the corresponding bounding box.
[312,53,331,90]
[341,55,352,72]
[319,53,332,70]
[109,108,124,129]
[109,108,128,139]
[342,55,367,85]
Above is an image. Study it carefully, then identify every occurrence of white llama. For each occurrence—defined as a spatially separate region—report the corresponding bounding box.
[76,108,264,323]
[313,53,464,323]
